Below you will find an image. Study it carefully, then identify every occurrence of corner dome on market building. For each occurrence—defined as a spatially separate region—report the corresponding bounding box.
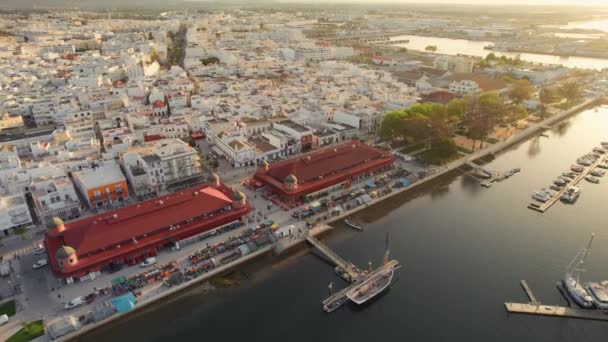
[56,245,76,260]
[232,191,245,201]
[47,217,64,229]
[284,174,298,184]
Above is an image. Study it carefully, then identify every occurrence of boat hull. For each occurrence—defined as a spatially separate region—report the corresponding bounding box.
[346,268,394,305]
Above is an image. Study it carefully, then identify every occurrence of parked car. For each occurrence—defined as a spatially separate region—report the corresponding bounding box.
[140,257,157,268]
[0,314,8,326]
[32,247,46,255]
[32,259,48,270]
[65,297,84,310]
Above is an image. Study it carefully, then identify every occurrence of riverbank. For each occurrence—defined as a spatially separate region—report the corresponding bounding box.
[272,97,603,252]
[487,46,608,61]
[69,98,603,342]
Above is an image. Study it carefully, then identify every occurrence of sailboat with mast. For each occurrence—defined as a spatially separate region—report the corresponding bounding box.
[562,234,595,309]
[346,233,397,305]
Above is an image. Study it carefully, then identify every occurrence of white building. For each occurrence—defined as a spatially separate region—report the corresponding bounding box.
[123,138,204,192]
[434,55,475,74]
[295,43,331,61]
[31,175,81,224]
[0,193,33,235]
[449,80,481,96]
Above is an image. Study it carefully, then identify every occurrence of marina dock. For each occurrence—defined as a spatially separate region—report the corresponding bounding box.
[322,260,400,313]
[528,152,608,213]
[306,235,361,280]
[505,303,608,322]
[505,280,608,322]
[305,233,400,313]
[520,280,538,305]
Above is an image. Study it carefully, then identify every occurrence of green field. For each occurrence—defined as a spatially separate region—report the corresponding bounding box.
[6,321,44,342]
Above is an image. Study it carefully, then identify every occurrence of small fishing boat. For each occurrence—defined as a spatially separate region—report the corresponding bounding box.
[345,219,364,231]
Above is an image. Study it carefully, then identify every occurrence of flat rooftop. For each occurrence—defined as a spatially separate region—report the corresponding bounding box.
[277,120,310,133]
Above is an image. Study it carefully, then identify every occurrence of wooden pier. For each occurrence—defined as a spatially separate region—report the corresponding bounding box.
[520,280,538,305]
[306,235,361,280]
[505,280,608,322]
[528,152,608,213]
[505,302,608,322]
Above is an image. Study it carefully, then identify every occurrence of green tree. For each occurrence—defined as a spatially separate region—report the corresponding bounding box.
[402,115,431,143]
[539,88,552,118]
[462,92,504,150]
[511,105,528,123]
[446,98,466,121]
[485,53,497,61]
[508,79,534,105]
[379,111,407,140]
[559,81,582,106]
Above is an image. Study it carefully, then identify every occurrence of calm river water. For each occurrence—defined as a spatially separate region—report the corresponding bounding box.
[391,34,608,70]
[82,107,608,341]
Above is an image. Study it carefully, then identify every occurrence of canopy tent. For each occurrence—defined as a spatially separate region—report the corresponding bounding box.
[398,178,410,187]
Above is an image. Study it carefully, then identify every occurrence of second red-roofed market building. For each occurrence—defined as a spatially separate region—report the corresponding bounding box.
[252,140,393,203]
[43,178,250,280]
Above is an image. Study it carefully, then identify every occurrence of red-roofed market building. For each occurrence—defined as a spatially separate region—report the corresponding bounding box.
[44,178,250,280]
[252,140,393,203]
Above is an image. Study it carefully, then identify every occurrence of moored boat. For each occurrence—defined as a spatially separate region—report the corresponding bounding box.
[590,169,605,177]
[345,219,364,231]
[561,186,581,203]
[532,189,555,202]
[585,176,600,184]
[563,235,595,309]
[577,158,592,166]
[571,165,584,173]
[586,281,608,310]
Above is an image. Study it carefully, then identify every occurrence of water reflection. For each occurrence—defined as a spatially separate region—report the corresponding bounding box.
[527,136,542,157]
[460,172,482,196]
[551,120,572,137]
[391,34,608,70]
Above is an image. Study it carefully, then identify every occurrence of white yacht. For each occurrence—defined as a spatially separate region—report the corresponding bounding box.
[532,189,555,203]
[563,235,595,309]
[586,281,608,310]
[561,186,581,203]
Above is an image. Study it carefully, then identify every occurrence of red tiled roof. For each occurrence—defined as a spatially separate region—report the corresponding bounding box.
[264,141,387,185]
[152,100,166,108]
[143,134,165,142]
[61,186,232,255]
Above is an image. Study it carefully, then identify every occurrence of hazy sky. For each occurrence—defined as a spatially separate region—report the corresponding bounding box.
[277,0,608,5]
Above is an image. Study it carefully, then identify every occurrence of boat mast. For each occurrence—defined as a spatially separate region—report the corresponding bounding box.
[383,232,389,268]
[567,234,594,286]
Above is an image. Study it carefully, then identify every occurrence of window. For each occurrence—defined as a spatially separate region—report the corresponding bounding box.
[65,194,70,200]
[94,190,101,198]
[106,187,111,194]
[116,185,123,194]
[41,200,46,206]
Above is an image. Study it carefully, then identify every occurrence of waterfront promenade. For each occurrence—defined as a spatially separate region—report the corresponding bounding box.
[3,97,603,341]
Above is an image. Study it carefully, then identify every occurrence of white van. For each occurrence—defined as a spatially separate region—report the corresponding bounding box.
[0,314,8,326]
[65,297,84,310]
